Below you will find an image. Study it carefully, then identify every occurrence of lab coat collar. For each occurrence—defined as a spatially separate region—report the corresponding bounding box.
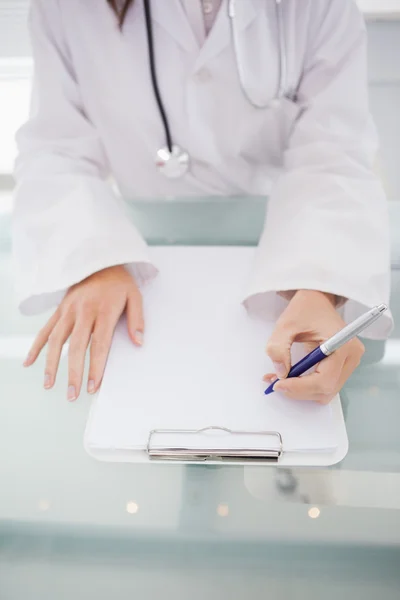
[194,0,258,70]
[150,0,200,53]
[151,0,259,66]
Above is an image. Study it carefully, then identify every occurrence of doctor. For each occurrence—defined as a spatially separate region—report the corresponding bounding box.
[14,0,391,403]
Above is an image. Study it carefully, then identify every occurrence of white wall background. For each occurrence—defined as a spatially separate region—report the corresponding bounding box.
[367,19,400,200]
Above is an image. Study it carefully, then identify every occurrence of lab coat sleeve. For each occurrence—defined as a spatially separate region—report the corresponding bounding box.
[243,0,392,339]
[13,0,157,315]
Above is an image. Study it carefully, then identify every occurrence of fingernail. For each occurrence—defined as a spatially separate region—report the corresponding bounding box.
[44,373,52,389]
[134,331,144,346]
[23,353,33,367]
[88,380,96,394]
[67,385,77,402]
[273,362,287,378]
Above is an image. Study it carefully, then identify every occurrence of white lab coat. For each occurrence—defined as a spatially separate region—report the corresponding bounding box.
[13,0,392,337]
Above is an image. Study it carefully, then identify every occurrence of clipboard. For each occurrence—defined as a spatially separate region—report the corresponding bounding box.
[84,247,349,467]
[85,395,348,466]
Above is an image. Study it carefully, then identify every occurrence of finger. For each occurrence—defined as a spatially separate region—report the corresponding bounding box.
[310,339,364,399]
[265,321,296,379]
[126,290,144,346]
[87,317,117,394]
[330,355,357,396]
[332,340,364,392]
[24,310,60,367]
[273,350,347,403]
[67,315,95,402]
[263,373,277,383]
[44,315,74,389]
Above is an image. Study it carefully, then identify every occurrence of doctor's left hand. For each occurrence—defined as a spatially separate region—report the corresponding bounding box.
[263,290,365,404]
[23,265,144,401]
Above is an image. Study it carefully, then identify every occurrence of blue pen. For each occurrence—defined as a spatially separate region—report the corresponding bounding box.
[264,304,388,395]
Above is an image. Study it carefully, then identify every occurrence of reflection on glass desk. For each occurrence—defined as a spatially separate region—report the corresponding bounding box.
[1,197,400,600]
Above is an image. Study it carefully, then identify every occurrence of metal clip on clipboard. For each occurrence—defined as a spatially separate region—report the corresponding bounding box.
[147,426,283,462]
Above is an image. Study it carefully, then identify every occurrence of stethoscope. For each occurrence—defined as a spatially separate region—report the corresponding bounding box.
[143,0,286,179]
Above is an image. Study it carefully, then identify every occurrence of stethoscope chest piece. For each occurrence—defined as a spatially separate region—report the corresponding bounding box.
[155,145,190,179]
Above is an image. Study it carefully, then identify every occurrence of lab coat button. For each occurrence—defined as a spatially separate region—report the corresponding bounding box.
[194,68,212,83]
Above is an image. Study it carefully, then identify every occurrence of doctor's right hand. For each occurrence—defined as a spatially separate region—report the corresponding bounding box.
[23,265,144,402]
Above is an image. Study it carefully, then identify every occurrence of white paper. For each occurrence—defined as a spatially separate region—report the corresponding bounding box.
[85,247,337,456]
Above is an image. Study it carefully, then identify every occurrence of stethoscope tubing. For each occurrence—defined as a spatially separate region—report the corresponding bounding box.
[143,0,174,152]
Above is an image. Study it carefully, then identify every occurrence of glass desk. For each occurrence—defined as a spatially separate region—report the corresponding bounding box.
[1,197,400,600]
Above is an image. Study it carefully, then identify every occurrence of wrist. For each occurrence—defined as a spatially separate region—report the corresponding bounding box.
[297,290,338,307]
[279,289,344,308]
